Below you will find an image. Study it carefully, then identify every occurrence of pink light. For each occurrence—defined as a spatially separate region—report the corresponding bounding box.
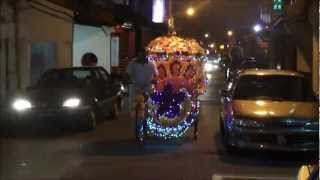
[152,0,165,23]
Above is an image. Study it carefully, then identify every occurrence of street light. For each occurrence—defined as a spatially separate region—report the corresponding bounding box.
[219,44,225,50]
[253,24,262,32]
[186,6,195,17]
[209,43,215,49]
[227,30,233,37]
[204,33,209,38]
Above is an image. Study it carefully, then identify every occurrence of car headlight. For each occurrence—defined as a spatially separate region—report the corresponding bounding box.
[233,119,264,128]
[12,98,32,111]
[204,63,214,72]
[62,98,81,108]
[305,121,319,130]
[120,84,125,91]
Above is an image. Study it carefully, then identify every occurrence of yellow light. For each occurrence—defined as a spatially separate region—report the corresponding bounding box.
[209,43,215,48]
[206,74,213,80]
[219,44,225,50]
[227,30,233,36]
[254,111,268,116]
[186,7,195,16]
[204,33,209,38]
[256,100,266,106]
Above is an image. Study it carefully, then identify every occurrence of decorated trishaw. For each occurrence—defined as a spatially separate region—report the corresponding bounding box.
[135,34,207,143]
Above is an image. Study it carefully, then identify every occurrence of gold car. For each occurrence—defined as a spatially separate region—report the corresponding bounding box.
[220,69,318,151]
[297,165,319,180]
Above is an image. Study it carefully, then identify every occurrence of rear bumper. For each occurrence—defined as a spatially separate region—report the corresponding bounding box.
[227,127,319,152]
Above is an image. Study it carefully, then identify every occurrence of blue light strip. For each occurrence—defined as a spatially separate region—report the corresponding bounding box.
[145,100,200,139]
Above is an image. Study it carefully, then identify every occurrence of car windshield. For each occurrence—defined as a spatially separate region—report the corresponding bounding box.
[240,61,257,69]
[36,69,96,88]
[233,75,314,101]
[240,60,268,69]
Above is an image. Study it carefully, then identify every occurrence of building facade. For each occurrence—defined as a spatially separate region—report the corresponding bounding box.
[0,0,74,105]
[265,0,318,94]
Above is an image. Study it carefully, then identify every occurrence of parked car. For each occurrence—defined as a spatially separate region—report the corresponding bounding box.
[5,67,122,131]
[225,58,266,82]
[297,165,319,180]
[239,57,261,69]
[220,69,318,151]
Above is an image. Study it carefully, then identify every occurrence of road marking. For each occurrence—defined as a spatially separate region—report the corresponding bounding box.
[212,174,295,180]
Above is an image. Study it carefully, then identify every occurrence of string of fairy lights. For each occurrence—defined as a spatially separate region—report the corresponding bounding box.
[148,54,207,62]
[146,98,200,139]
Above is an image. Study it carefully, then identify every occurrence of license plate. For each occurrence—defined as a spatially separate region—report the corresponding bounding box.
[38,113,53,118]
[277,135,287,145]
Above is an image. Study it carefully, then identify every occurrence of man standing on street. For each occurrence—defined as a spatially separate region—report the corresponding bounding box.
[127,49,157,110]
[127,49,157,142]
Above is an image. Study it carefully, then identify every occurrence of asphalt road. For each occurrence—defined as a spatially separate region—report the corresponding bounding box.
[0,67,316,180]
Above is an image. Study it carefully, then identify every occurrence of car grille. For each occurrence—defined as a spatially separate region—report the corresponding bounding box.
[259,118,310,129]
[286,135,318,145]
[245,134,318,146]
[33,101,60,109]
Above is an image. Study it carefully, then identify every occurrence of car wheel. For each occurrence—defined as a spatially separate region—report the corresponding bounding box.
[80,110,97,131]
[219,115,225,136]
[222,129,238,153]
[135,118,145,145]
[219,116,236,153]
[110,102,119,119]
[117,96,124,110]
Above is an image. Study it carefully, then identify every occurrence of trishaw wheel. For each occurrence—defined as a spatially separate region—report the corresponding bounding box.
[138,133,144,145]
[135,118,145,145]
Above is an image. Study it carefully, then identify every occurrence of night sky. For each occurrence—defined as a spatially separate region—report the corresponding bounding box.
[171,0,272,43]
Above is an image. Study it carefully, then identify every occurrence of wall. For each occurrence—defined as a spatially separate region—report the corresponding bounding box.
[309,0,319,94]
[279,0,318,94]
[17,0,74,87]
[297,48,311,72]
[119,31,136,59]
[0,0,17,104]
[73,24,113,72]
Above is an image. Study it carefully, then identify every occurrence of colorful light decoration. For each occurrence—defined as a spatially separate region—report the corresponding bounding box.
[146,99,200,139]
[147,54,207,62]
[150,89,187,119]
[142,35,206,139]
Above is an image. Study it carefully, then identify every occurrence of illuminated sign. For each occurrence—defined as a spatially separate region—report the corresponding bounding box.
[152,0,165,23]
[272,0,283,11]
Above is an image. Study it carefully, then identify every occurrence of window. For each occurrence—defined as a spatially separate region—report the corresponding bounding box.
[99,69,110,81]
[73,70,92,79]
[233,75,314,101]
[38,69,97,88]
